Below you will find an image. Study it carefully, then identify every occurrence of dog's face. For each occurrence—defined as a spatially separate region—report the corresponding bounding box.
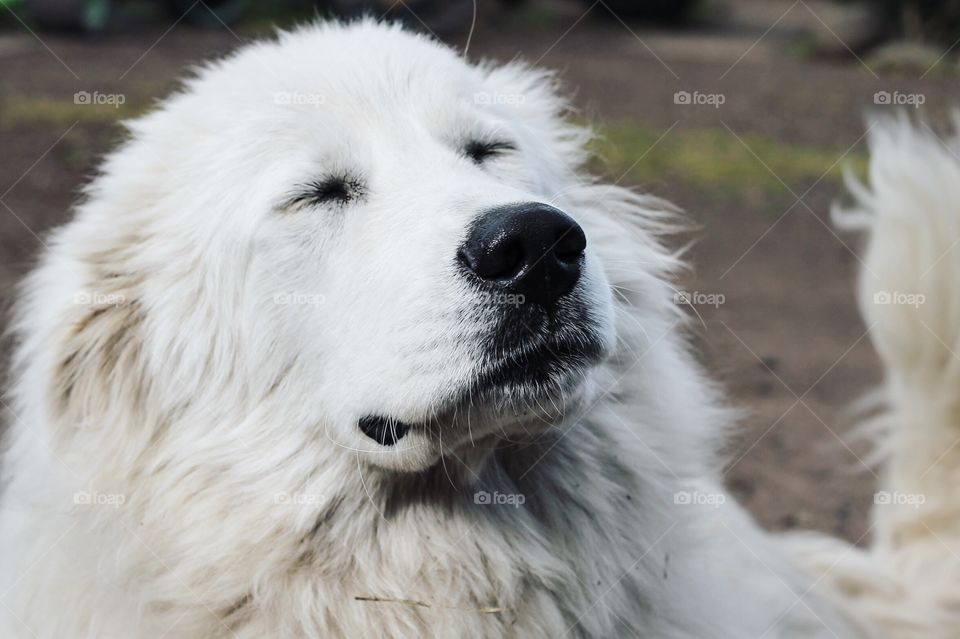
[239,25,615,470]
[57,22,626,474]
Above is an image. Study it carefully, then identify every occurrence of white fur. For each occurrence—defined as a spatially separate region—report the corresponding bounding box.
[0,21,956,638]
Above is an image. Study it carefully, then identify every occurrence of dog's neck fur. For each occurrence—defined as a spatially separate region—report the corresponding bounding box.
[204,345,714,637]
[239,408,671,637]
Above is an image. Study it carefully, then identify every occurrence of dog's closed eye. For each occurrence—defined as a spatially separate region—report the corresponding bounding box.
[464,140,516,164]
[290,176,364,209]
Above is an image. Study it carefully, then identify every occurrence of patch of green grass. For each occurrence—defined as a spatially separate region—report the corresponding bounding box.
[0,96,150,128]
[590,121,868,198]
[783,33,820,61]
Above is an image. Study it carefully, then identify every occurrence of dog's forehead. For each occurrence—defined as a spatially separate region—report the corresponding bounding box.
[180,25,504,146]
[213,23,484,105]
[134,23,536,199]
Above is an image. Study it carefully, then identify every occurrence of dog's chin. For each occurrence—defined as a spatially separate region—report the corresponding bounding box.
[354,333,608,474]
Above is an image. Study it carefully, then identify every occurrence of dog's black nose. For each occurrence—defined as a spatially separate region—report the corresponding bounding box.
[458,203,586,308]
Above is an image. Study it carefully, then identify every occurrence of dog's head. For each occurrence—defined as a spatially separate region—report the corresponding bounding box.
[24,22,679,476]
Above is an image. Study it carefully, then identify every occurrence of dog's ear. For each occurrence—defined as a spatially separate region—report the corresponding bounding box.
[56,292,142,414]
[47,266,151,448]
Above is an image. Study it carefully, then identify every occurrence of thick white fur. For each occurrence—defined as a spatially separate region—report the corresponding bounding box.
[806,116,960,637]
[0,21,956,638]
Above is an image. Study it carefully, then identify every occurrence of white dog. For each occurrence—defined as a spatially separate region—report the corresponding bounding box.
[1,20,958,638]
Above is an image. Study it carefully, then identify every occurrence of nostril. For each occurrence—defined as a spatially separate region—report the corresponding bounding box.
[461,236,526,281]
[457,247,473,271]
[486,240,525,280]
[553,226,587,264]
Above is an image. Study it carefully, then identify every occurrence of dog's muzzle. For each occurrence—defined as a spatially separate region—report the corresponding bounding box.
[355,203,599,447]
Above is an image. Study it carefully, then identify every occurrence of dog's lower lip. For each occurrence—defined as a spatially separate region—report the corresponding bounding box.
[485,336,604,379]
[358,415,411,446]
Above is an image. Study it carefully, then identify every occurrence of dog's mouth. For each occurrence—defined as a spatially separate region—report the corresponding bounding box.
[472,333,606,396]
[357,415,412,446]
[357,333,607,447]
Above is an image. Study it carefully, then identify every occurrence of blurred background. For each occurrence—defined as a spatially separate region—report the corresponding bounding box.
[2,0,958,543]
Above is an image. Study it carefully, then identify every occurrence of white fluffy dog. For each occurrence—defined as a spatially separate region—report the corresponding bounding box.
[1,20,959,638]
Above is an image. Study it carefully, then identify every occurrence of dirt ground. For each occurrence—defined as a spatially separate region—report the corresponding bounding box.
[1,0,958,543]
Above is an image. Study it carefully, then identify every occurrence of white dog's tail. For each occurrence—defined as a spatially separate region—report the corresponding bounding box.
[828,116,960,635]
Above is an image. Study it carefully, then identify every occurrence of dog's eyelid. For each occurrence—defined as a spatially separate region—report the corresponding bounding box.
[286,175,363,210]
[464,139,517,164]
